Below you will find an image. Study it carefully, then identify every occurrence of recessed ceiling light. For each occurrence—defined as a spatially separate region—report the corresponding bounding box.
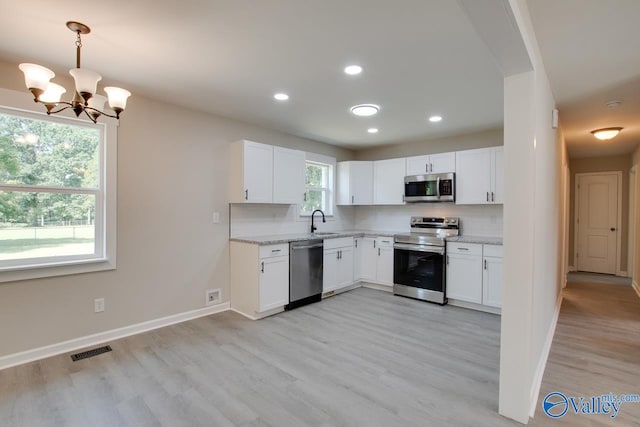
[591,127,623,140]
[274,93,289,101]
[344,65,363,75]
[429,115,443,123]
[606,100,622,109]
[367,128,378,134]
[350,104,379,117]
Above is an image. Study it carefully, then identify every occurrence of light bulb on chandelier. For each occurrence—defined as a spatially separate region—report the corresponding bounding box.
[18,21,130,123]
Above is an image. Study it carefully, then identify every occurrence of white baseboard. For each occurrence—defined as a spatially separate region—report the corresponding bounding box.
[633,280,640,299]
[448,299,501,315]
[529,295,563,417]
[0,302,230,371]
[619,271,629,278]
[568,265,576,272]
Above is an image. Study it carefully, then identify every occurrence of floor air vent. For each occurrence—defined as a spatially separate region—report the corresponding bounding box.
[70,345,112,361]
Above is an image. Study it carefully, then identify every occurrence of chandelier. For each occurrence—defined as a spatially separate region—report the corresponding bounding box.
[18,21,131,124]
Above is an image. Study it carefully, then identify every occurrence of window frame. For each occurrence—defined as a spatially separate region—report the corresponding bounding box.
[0,88,117,283]
[299,153,336,217]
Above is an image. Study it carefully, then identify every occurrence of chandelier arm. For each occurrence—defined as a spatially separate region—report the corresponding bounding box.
[45,103,74,115]
[84,106,119,120]
[81,107,98,124]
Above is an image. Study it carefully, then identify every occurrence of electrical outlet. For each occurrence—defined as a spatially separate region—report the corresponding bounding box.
[205,289,221,306]
[94,298,105,313]
[212,212,220,223]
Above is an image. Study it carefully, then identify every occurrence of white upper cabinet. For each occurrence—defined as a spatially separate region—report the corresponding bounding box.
[337,161,374,205]
[406,152,456,176]
[273,146,305,204]
[373,158,406,205]
[230,140,273,203]
[455,147,503,205]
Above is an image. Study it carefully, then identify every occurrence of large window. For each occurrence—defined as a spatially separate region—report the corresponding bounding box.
[300,159,334,216]
[0,89,117,281]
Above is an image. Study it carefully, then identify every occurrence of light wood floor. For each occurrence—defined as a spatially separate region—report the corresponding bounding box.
[529,275,640,426]
[0,288,519,427]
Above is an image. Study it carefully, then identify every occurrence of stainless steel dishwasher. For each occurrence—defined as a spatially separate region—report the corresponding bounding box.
[286,239,323,310]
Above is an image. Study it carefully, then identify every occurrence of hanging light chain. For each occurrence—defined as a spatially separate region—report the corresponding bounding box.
[75,31,82,69]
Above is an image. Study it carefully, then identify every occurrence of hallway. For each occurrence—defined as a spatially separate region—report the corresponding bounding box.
[529,274,640,426]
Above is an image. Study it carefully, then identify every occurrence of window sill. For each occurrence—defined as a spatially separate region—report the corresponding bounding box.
[0,257,116,283]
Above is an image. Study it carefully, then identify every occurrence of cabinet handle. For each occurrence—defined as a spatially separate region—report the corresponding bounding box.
[446,255,449,265]
[304,192,307,202]
[491,192,495,202]
[486,191,489,202]
[484,259,487,270]
[271,249,281,253]
[378,248,381,256]
[351,195,355,204]
[430,163,433,173]
[381,240,390,244]
[355,240,358,248]
[426,163,429,173]
[337,251,340,260]
[261,262,264,273]
[245,189,249,200]
[373,240,376,248]
[457,247,469,251]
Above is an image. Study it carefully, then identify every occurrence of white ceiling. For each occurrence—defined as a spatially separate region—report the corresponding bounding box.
[527,0,640,158]
[0,0,505,150]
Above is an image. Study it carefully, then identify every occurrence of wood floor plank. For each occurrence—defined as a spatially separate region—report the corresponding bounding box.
[1,287,518,426]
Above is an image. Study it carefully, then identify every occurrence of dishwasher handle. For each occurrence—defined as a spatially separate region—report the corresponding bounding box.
[291,243,324,250]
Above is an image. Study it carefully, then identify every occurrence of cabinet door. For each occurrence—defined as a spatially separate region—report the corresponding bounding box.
[337,247,354,289]
[482,256,503,308]
[446,253,482,303]
[429,152,456,174]
[491,147,504,204]
[353,238,362,282]
[244,141,273,203]
[377,246,395,286]
[373,158,406,205]
[351,162,374,205]
[455,148,491,205]
[323,249,339,292]
[360,237,378,282]
[406,155,431,176]
[259,256,289,311]
[273,146,305,204]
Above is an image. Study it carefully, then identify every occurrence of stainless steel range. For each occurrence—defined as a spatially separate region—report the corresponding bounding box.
[393,216,459,304]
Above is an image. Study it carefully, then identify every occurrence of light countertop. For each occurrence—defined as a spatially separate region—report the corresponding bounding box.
[229,229,402,245]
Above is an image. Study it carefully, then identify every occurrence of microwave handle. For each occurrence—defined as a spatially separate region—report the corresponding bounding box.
[436,176,440,199]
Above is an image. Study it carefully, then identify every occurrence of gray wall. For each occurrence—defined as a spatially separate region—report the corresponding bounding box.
[0,58,354,357]
[353,128,502,160]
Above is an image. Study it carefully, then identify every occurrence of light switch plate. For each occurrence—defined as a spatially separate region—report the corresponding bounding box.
[212,212,220,223]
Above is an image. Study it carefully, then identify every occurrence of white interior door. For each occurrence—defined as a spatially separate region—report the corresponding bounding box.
[577,173,618,274]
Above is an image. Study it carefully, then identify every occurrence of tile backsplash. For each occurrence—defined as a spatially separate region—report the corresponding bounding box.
[230,203,502,238]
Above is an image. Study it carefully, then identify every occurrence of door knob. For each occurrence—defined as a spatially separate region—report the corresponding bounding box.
[610,228,616,231]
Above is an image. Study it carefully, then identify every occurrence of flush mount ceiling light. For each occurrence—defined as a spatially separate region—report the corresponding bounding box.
[367,127,378,134]
[18,21,131,123]
[344,65,363,75]
[591,127,623,140]
[429,115,443,123]
[350,104,379,117]
[273,93,289,101]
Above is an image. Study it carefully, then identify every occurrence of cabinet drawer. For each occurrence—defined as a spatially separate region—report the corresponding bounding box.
[483,244,503,258]
[447,242,482,256]
[324,237,354,250]
[375,237,394,248]
[259,243,289,259]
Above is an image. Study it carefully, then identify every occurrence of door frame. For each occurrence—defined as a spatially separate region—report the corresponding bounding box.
[629,166,637,280]
[574,171,623,276]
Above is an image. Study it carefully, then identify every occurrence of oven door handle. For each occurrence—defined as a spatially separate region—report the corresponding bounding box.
[393,243,445,255]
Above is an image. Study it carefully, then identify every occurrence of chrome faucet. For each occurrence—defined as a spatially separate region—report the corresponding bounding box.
[310,209,326,233]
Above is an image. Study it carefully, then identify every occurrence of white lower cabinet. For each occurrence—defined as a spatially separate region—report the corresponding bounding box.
[323,237,354,293]
[359,236,394,288]
[230,242,289,319]
[446,242,503,310]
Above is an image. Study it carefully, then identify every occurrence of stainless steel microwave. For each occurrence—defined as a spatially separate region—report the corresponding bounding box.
[404,172,455,202]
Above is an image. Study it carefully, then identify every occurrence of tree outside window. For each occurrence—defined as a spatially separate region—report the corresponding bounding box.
[300,161,333,215]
